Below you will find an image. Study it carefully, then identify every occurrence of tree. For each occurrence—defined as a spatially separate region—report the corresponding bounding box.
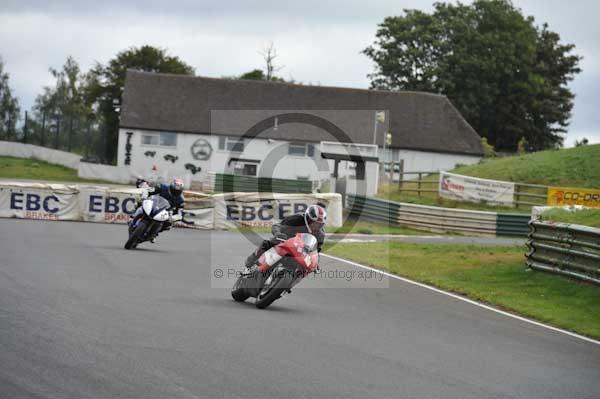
[259,42,284,81]
[574,137,589,147]
[363,0,581,152]
[32,56,91,151]
[0,56,21,141]
[234,43,286,82]
[239,69,267,81]
[85,45,195,163]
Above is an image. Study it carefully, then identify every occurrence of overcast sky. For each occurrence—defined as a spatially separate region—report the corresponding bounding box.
[1,0,598,146]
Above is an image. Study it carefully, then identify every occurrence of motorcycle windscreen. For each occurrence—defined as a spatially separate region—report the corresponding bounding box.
[295,233,319,272]
[150,195,171,217]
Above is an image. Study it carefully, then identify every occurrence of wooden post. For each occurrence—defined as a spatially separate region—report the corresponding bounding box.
[68,115,73,152]
[55,116,60,149]
[398,160,404,191]
[23,111,28,143]
[515,184,520,209]
[418,172,422,198]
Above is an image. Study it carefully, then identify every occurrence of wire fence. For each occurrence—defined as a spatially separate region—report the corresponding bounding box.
[0,111,111,164]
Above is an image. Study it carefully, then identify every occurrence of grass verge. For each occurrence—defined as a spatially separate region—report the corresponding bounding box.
[0,156,109,184]
[324,241,600,339]
[540,208,600,228]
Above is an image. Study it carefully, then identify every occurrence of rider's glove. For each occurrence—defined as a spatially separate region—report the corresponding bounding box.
[270,233,287,245]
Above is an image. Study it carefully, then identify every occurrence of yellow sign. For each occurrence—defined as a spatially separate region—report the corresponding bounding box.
[547,187,600,207]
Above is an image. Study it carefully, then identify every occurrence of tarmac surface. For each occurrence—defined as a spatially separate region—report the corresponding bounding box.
[1,219,599,399]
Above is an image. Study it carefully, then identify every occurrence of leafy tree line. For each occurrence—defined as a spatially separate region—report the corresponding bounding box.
[363,0,581,151]
[0,46,195,164]
[0,56,20,141]
[0,44,290,164]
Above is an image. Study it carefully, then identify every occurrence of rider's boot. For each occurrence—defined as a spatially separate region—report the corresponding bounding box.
[242,251,259,275]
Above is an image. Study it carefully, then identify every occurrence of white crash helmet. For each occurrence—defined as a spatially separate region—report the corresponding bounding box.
[304,204,327,233]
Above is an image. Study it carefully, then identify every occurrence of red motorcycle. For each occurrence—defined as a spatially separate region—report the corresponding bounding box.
[231,233,320,309]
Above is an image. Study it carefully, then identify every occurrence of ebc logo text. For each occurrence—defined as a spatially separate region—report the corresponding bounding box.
[10,192,60,213]
[226,203,308,221]
[88,195,137,214]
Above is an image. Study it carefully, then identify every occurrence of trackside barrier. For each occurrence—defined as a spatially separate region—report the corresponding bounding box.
[347,194,530,236]
[526,220,600,284]
[205,172,313,194]
[0,181,343,229]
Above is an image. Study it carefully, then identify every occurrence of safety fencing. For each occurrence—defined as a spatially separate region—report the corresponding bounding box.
[203,172,314,194]
[0,181,343,229]
[526,220,600,284]
[346,194,530,236]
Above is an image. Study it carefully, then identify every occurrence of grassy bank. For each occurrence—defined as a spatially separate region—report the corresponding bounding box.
[454,144,600,188]
[0,156,109,184]
[324,241,600,339]
[378,144,600,212]
[540,208,600,228]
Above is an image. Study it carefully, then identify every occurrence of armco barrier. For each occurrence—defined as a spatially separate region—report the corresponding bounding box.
[212,173,313,194]
[347,194,530,236]
[526,220,600,284]
[496,213,531,236]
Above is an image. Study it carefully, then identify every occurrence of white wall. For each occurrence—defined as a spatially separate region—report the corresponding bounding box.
[0,140,81,169]
[117,129,479,194]
[397,149,481,173]
[118,129,344,185]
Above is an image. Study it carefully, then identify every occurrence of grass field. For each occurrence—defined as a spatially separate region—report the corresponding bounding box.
[0,156,109,184]
[378,144,600,213]
[453,144,600,188]
[324,241,600,339]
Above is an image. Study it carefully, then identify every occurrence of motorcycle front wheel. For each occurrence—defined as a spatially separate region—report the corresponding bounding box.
[255,268,294,309]
[124,219,148,249]
[231,276,251,302]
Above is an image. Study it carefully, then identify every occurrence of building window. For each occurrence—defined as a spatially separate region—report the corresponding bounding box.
[160,132,177,146]
[288,143,307,156]
[141,132,177,147]
[288,142,315,157]
[219,136,245,152]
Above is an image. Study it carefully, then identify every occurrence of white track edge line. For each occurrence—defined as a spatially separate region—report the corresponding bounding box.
[321,253,600,346]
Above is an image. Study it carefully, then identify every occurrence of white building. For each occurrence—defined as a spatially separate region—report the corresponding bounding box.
[118,71,483,196]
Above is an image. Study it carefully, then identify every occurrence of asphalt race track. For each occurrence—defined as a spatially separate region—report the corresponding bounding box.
[1,219,599,399]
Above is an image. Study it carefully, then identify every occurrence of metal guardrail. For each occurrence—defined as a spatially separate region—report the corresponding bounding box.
[347,194,530,236]
[213,173,313,194]
[526,220,600,284]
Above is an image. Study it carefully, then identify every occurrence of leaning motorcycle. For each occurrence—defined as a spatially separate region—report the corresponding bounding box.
[124,194,189,249]
[231,233,320,309]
